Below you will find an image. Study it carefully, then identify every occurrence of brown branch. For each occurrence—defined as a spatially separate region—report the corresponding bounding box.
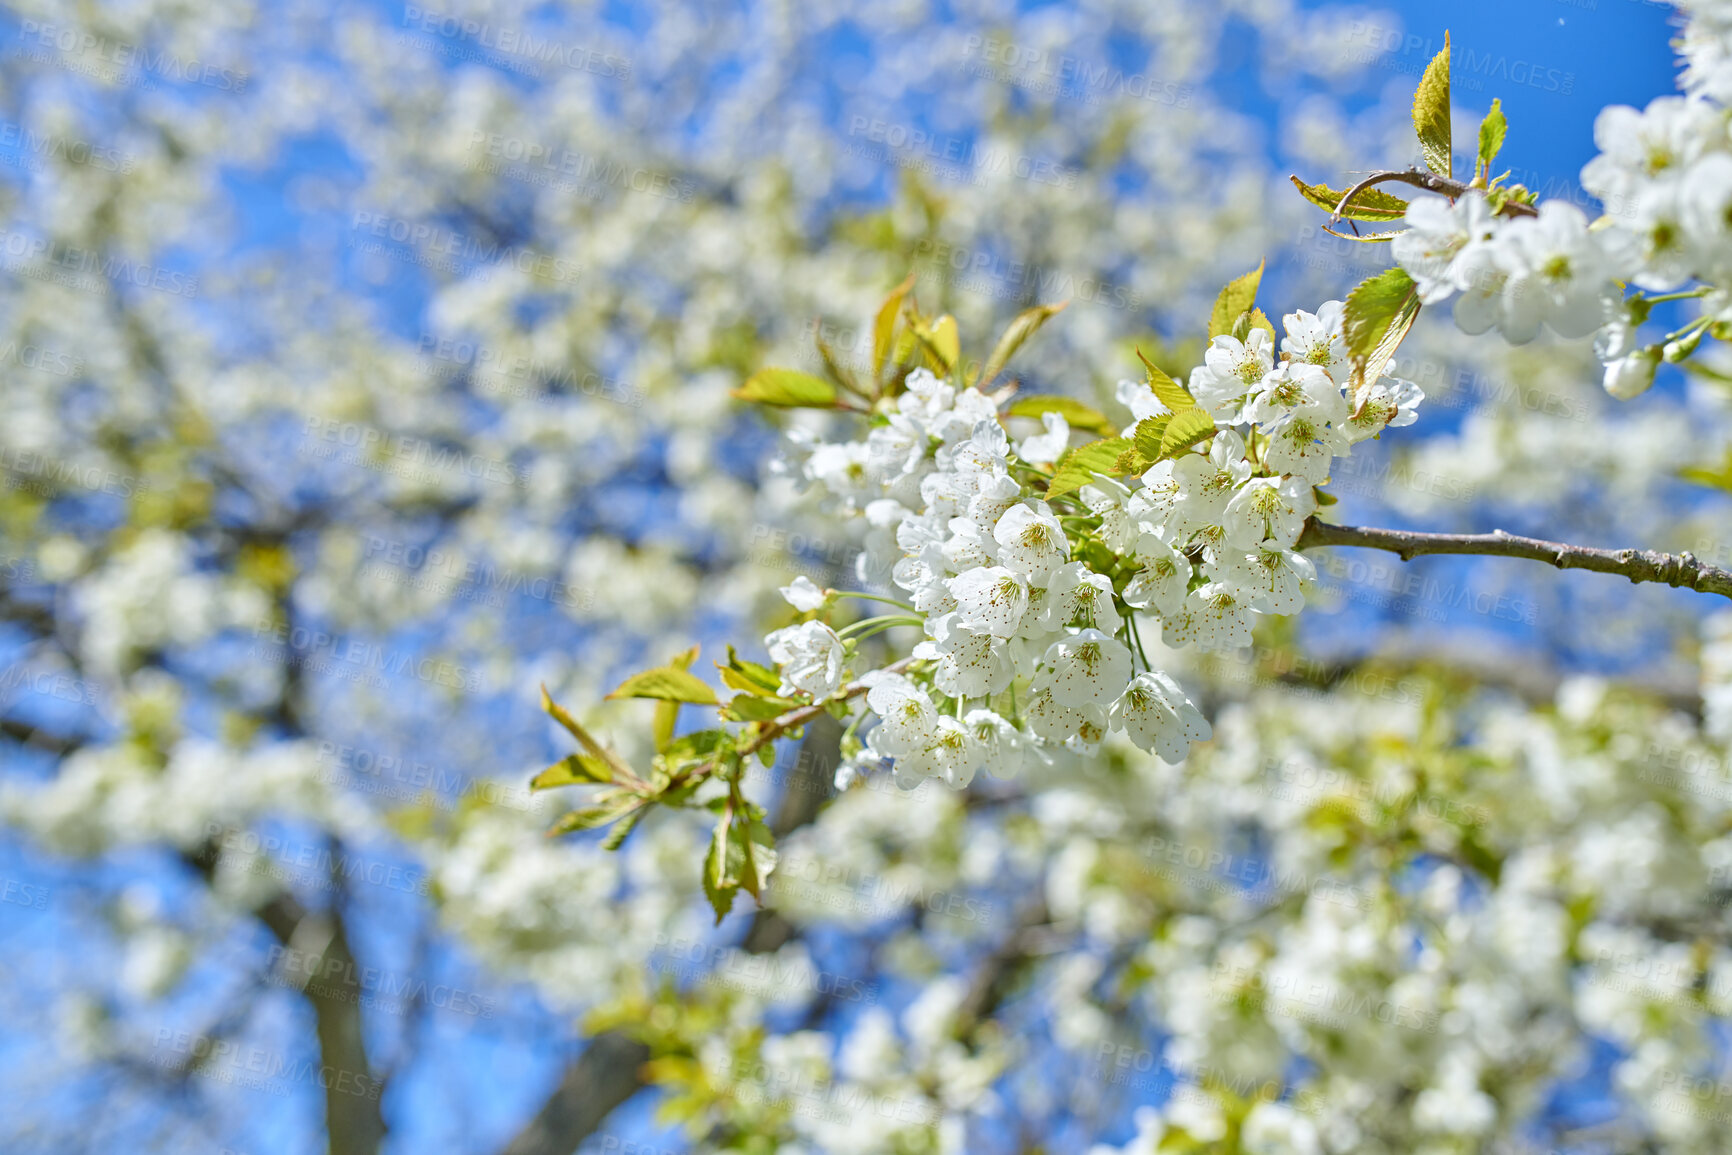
[1297,519,1732,600]
[1331,168,1537,223]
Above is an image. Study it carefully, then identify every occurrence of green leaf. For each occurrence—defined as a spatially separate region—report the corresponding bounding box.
[718,645,781,696]
[733,368,839,408]
[733,818,777,900]
[1007,395,1113,433]
[723,694,795,722]
[873,272,918,381]
[1246,308,1278,346]
[606,665,719,705]
[976,301,1068,387]
[531,753,614,790]
[1160,408,1219,457]
[1288,176,1410,222]
[1476,98,1506,179]
[1136,350,1197,412]
[1320,224,1406,245]
[599,807,645,851]
[1207,260,1265,340]
[551,790,642,834]
[654,644,700,753]
[1342,267,1422,404]
[1313,486,1338,507]
[1047,437,1132,499]
[1413,32,1452,177]
[540,685,636,781]
[660,729,732,763]
[703,818,737,924]
[1131,415,1173,461]
[914,313,960,372]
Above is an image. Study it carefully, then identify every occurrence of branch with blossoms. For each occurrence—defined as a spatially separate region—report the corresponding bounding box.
[530,28,1732,919]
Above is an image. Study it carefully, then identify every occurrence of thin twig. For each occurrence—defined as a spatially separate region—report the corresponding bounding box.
[1297,519,1732,600]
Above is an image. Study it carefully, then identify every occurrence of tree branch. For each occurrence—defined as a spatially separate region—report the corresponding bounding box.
[1297,519,1732,600]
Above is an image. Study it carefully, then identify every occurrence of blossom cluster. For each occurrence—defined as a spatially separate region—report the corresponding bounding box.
[768,303,1423,792]
[1390,4,1732,399]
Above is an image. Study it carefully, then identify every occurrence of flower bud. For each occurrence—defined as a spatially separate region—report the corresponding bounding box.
[1664,328,1704,363]
[1602,346,1660,400]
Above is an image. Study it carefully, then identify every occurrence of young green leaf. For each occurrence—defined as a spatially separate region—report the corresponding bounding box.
[1046,437,1132,499]
[653,644,701,753]
[1136,350,1197,412]
[1288,176,1410,222]
[1476,98,1506,179]
[1320,224,1406,245]
[914,313,960,372]
[1131,415,1173,461]
[976,301,1068,387]
[723,694,796,722]
[1160,407,1219,456]
[1413,32,1452,177]
[703,818,737,924]
[550,790,642,834]
[531,753,614,790]
[1342,267,1422,405]
[1006,395,1114,433]
[872,271,918,381]
[719,645,781,695]
[1207,261,1265,340]
[606,665,720,705]
[540,685,637,781]
[733,368,839,408]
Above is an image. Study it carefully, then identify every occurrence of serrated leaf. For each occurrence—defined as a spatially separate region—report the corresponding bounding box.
[1246,308,1277,345]
[719,645,781,695]
[703,819,737,924]
[1047,437,1132,499]
[654,644,700,753]
[1288,175,1411,222]
[1006,395,1113,433]
[531,753,614,790]
[1131,415,1172,461]
[1160,407,1219,457]
[976,301,1068,387]
[599,807,645,851]
[1136,350,1197,412]
[733,368,839,408]
[814,329,861,395]
[540,685,636,781]
[1413,32,1452,177]
[606,665,719,705]
[1343,267,1422,407]
[733,818,777,900]
[723,694,796,722]
[914,314,960,372]
[1477,98,1506,177]
[551,790,641,834]
[873,272,918,381]
[1321,224,1407,244]
[1115,446,1152,473]
[1207,261,1264,340]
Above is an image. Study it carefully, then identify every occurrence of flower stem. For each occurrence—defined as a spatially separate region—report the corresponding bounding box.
[839,615,924,642]
[834,590,917,611]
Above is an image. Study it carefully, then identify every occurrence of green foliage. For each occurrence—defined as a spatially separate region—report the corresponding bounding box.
[732,368,839,408]
[607,664,720,706]
[1137,350,1198,412]
[1006,395,1114,434]
[976,301,1069,387]
[704,803,778,924]
[1287,176,1410,222]
[873,271,919,381]
[1413,32,1452,176]
[1207,260,1265,340]
[1047,437,1132,499]
[531,753,614,790]
[1476,98,1507,182]
[1342,267,1422,401]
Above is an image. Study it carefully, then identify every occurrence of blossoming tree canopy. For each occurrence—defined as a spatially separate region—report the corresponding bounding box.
[534,23,1732,923]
